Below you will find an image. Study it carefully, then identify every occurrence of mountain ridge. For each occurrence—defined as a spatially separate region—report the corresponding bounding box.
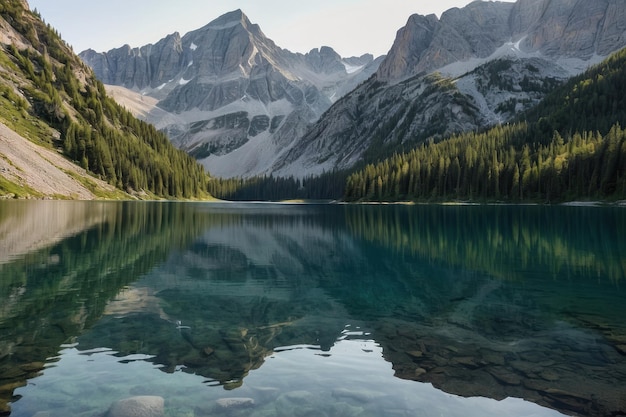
[342,46,626,202]
[78,1,626,183]
[271,0,626,178]
[79,9,383,178]
[378,0,625,83]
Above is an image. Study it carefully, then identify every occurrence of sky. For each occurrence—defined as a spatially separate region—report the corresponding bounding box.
[28,0,515,58]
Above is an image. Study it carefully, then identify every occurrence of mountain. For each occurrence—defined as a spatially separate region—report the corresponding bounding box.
[271,0,626,178]
[377,0,625,82]
[0,0,209,199]
[342,47,626,202]
[79,10,382,178]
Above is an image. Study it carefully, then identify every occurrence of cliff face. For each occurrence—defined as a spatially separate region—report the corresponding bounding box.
[378,0,625,83]
[80,10,381,178]
[512,0,626,56]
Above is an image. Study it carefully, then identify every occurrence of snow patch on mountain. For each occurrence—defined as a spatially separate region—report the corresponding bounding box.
[342,61,364,74]
[178,98,294,125]
[439,37,533,78]
[439,36,607,81]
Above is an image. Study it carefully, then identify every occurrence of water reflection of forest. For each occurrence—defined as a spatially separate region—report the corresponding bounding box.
[345,204,626,283]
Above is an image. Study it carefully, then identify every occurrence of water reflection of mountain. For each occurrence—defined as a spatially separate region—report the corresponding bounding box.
[0,202,211,414]
[78,205,359,390]
[79,204,625,416]
[1,203,625,417]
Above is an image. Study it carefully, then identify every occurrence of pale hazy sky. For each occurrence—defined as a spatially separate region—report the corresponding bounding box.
[28,0,515,57]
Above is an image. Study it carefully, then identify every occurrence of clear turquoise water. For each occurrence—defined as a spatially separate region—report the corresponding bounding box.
[1,201,625,417]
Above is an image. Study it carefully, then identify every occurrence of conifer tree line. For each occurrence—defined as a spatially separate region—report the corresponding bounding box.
[1,2,208,198]
[208,171,347,201]
[343,123,626,201]
[344,47,626,202]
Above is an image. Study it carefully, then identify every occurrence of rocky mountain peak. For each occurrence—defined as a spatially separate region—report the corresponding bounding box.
[80,9,382,178]
[377,0,624,83]
[270,0,626,180]
[209,8,246,26]
[194,9,262,37]
[377,1,516,82]
[376,13,439,82]
[192,8,262,41]
[304,46,345,74]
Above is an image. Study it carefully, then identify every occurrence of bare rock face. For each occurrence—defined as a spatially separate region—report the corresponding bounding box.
[518,0,602,56]
[80,32,184,90]
[378,0,626,83]
[439,1,513,57]
[376,14,438,82]
[305,46,348,74]
[511,0,626,58]
[180,10,279,80]
[378,2,516,82]
[599,1,626,55]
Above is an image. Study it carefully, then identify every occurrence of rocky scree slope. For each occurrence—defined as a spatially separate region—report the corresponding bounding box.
[0,0,208,199]
[0,1,119,199]
[80,10,382,178]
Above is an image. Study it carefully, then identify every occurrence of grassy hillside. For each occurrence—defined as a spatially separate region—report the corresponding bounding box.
[0,1,210,199]
[344,48,626,203]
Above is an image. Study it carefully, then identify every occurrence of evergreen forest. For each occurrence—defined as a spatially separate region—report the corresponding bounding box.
[0,1,208,198]
[343,48,626,202]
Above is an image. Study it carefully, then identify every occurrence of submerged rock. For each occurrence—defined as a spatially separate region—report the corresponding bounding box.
[275,390,328,417]
[106,396,165,417]
[215,397,255,409]
[332,387,387,403]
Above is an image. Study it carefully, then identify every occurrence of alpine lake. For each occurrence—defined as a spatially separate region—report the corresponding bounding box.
[0,200,625,417]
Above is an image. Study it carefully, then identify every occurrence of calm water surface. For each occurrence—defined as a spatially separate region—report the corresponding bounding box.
[0,201,625,417]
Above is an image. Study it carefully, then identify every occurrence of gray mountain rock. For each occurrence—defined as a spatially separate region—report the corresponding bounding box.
[271,0,626,178]
[81,1,625,180]
[305,46,345,74]
[272,73,487,177]
[80,10,381,178]
[378,0,625,83]
[376,14,439,82]
[80,32,185,90]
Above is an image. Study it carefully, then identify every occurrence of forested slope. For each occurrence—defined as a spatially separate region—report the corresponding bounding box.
[0,1,209,199]
[344,48,626,202]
